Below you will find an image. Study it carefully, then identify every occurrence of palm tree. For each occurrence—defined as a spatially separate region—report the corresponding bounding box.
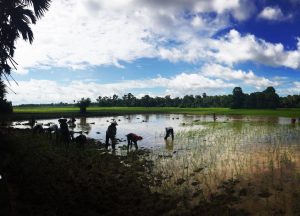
[0,0,51,77]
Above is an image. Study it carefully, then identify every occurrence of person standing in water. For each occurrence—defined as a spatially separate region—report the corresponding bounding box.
[58,118,71,146]
[164,127,174,140]
[105,121,118,150]
[213,113,217,122]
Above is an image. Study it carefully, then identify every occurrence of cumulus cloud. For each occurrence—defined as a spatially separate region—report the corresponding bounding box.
[13,0,257,72]
[201,64,279,89]
[277,81,300,95]
[152,29,300,69]
[13,0,300,72]
[209,30,300,68]
[7,63,286,104]
[7,74,235,104]
[258,6,291,21]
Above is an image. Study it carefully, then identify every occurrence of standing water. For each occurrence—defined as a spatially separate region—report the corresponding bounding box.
[7,114,300,214]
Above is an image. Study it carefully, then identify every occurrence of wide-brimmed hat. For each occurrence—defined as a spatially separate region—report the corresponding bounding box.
[58,118,67,123]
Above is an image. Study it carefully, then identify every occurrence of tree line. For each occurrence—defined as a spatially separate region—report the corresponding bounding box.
[9,86,300,112]
[14,86,300,110]
[95,86,298,109]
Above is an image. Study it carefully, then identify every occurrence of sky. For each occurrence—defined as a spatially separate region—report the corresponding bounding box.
[6,0,300,104]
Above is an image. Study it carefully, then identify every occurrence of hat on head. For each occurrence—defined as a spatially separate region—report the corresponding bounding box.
[111,121,118,125]
[58,117,67,123]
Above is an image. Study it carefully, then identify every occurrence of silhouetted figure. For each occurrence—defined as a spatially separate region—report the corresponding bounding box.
[126,133,143,150]
[47,124,59,140]
[74,134,87,149]
[32,123,43,134]
[105,121,118,150]
[29,116,36,128]
[164,127,174,140]
[58,118,71,145]
[213,113,217,122]
[67,117,76,124]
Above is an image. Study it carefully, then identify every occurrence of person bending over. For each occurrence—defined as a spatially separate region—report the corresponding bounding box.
[126,133,143,150]
[164,127,174,140]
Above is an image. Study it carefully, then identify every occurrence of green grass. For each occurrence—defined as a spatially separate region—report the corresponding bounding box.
[10,106,300,119]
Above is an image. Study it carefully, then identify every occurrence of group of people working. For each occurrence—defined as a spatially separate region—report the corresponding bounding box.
[33,116,174,151]
[105,121,174,151]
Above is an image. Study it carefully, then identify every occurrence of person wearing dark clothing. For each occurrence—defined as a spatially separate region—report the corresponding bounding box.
[105,121,117,150]
[213,113,217,122]
[29,116,36,128]
[74,134,87,149]
[32,124,43,134]
[164,127,174,140]
[58,118,71,144]
[126,133,143,150]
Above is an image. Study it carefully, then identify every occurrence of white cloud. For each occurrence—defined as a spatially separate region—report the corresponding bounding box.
[14,0,299,72]
[154,29,300,69]
[13,0,257,72]
[258,6,291,21]
[277,81,300,95]
[209,30,300,69]
[6,73,236,104]
[7,62,286,104]
[201,64,279,89]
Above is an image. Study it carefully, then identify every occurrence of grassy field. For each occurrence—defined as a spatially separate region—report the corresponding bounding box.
[8,106,300,120]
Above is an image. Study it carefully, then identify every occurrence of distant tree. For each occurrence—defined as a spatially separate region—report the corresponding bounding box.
[244,93,257,108]
[231,87,245,109]
[140,95,152,107]
[262,86,279,109]
[194,95,202,107]
[122,93,136,106]
[93,87,299,109]
[164,95,173,107]
[77,97,91,114]
[180,95,194,107]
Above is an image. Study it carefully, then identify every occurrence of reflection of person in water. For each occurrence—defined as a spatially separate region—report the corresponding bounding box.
[76,117,91,133]
[164,139,174,151]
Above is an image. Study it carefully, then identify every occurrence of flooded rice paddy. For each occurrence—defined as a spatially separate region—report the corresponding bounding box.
[8,114,300,214]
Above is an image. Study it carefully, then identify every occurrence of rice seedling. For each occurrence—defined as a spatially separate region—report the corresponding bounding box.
[149,119,300,213]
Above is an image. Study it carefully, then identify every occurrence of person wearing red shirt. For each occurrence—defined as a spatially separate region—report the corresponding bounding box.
[126,133,143,150]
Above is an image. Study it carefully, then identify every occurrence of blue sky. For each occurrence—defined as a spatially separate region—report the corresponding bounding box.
[6,0,300,104]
